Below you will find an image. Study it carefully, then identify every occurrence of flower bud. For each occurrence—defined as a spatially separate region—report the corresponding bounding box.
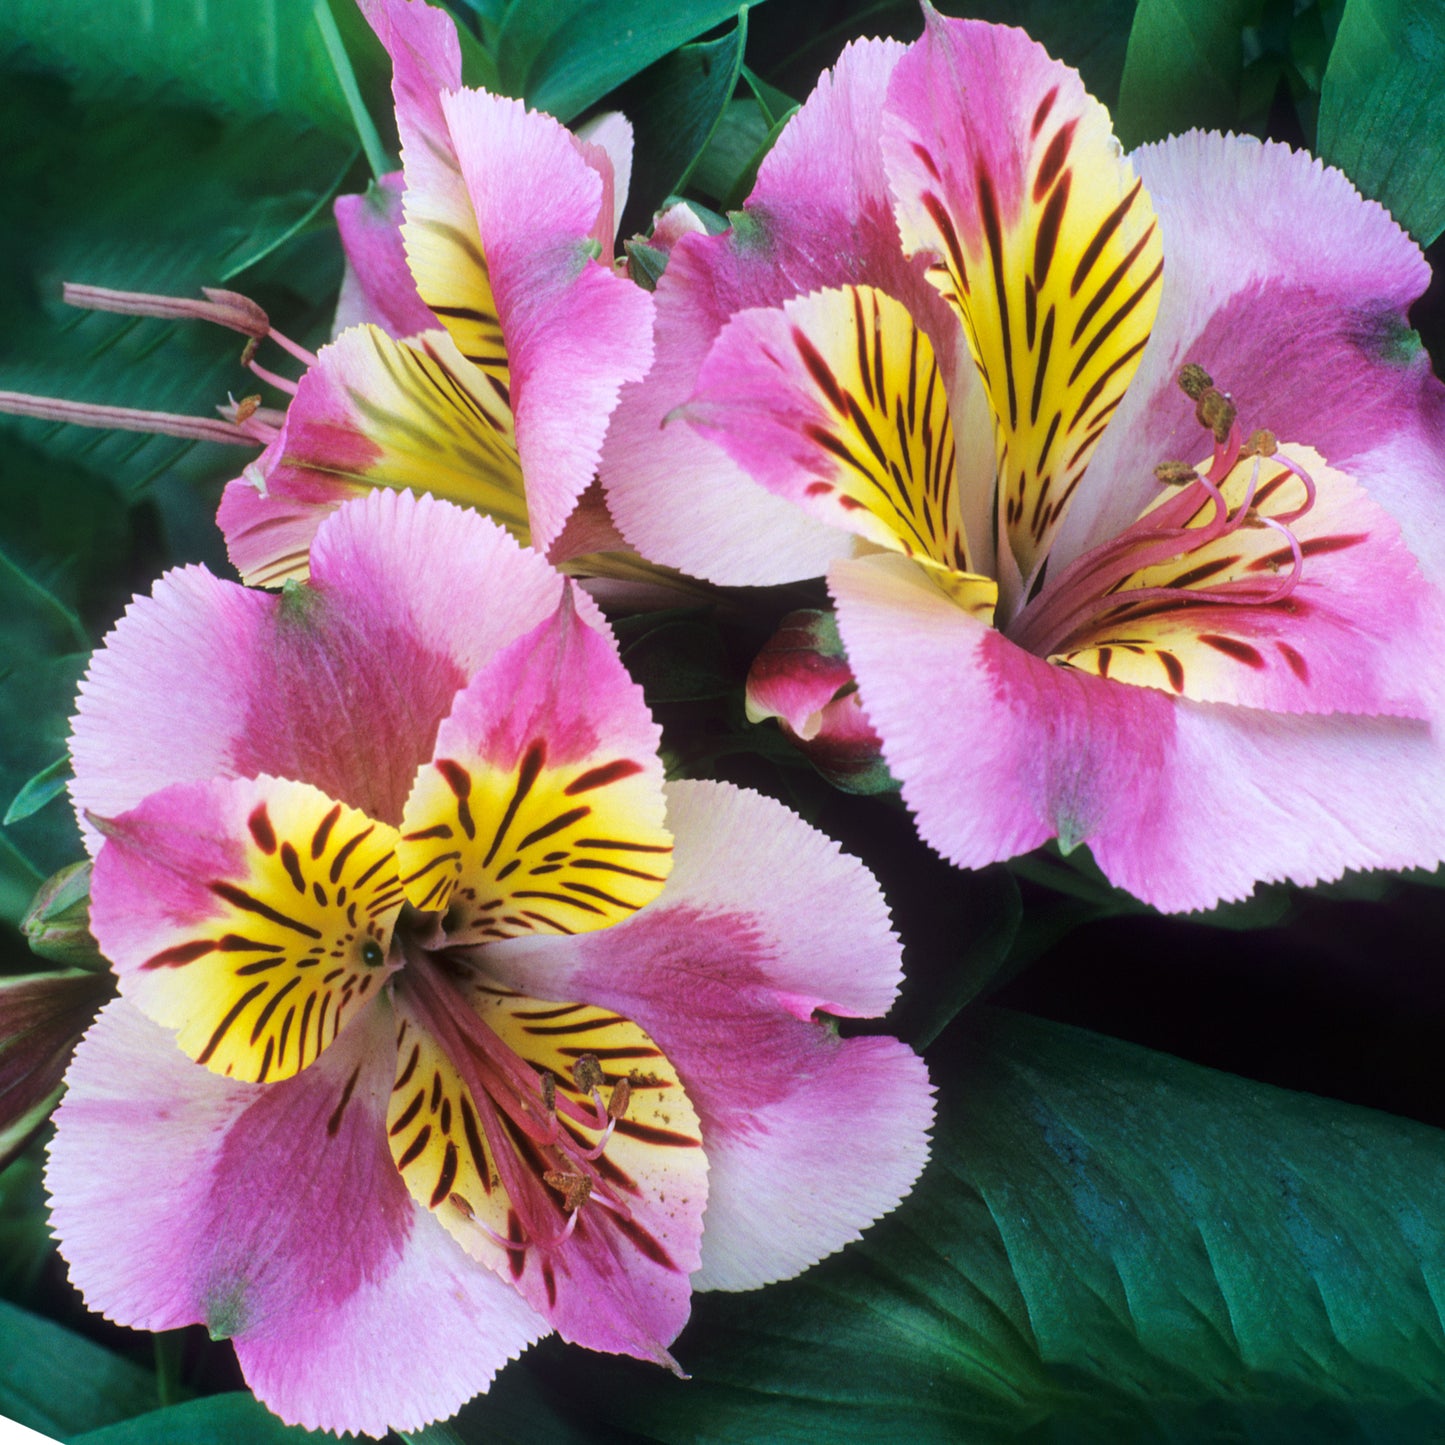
[22,861,106,971]
[745,610,896,795]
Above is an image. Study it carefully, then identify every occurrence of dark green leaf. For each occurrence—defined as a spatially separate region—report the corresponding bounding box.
[616,610,733,704]
[0,0,356,139]
[4,757,69,826]
[497,0,761,123]
[0,1297,158,1437]
[477,1010,1445,1443]
[611,14,749,228]
[1317,0,1445,243]
[1115,0,1256,147]
[72,1392,332,1443]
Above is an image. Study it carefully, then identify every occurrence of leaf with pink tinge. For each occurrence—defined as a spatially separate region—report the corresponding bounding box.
[47,999,546,1436]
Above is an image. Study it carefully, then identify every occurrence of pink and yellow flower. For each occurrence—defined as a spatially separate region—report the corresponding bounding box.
[47,490,931,1434]
[602,10,1445,912]
[217,0,649,587]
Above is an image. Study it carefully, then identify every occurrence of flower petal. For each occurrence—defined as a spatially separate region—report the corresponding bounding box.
[689,283,996,618]
[437,85,655,552]
[397,588,670,933]
[482,778,931,1288]
[218,324,525,588]
[47,998,546,1435]
[832,549,1445,909]
[1037,446,1438,714]
[573,111,633,252]
[602,37,959,585]
[1052,131,1445,580]
[75,491,572,841]
[386,978,706,1366]
[89,774,402,1082]
[333,171,436,339]
[883,13,1162,598]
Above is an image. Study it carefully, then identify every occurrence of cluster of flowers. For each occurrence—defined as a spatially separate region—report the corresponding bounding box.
[12,0,1445,1434]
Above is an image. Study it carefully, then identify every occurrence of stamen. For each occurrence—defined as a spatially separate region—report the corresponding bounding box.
[573,1053,605,1094]
[1154,461,1198,486]
[1177,363,1213,400]
[63,282,270,338]
[0,391,256,447]
[245,357,301,397]
[543,1170,594,1212]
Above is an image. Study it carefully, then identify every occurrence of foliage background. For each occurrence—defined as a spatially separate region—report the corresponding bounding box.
[2,0,1445,1440]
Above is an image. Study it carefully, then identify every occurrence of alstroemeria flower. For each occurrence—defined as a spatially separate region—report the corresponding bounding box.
[46,489,930,1435]
[604,11,1445,911]
[216,0,650,588]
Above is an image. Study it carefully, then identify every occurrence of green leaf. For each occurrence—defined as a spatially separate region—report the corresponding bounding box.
[4,757,69,826]
[0,1297,158,1437]
[497,0,763,123]
[1317,0,1445,244]
[479,1010,1445,1442]
[1115,0,1257,147]
[0,0,357,140]
[72,1392,332,1443]
[618,14,749,223]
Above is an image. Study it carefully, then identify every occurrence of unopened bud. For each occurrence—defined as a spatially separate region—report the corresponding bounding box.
[22,861,105,969]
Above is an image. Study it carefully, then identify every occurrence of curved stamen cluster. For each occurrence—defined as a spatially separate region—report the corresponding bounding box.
[401,947,635,1253]
[1009,365,1317,660]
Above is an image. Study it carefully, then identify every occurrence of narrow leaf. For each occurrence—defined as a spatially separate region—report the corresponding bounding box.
[4,757,70,826]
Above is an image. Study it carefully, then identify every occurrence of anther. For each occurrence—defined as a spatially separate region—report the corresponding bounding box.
[1195,387,1236,443]
[607,1077,632,1121]
[1153,461,1198,486]
[1241,428,1277,458]
[540,1071,556,1113]
[573,1054,604,1094]
[1177,363,1213,400]
[233,394,262,425]
[543,1170,594,1212]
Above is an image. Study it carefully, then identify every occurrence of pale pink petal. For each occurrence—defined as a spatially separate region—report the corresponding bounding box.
[47,999,546,1436]
[574,111,634,251]
[1052,131,1445,579]
[333,171,435,338]
[74,492,570,837]
[602,37,962,585]
[482,779,931,1288]
[832,551,1445,910]
[438,87,654,553]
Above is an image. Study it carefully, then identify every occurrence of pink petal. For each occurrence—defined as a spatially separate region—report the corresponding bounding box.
[574,111,634,253]
[73,491,570,839]
[438,86,655,553]
[602,37,961,585]
[832,550,1445,910]
[483,779,931,1288]
[47,999,546,1435]
[333,171,436,339]
[1052,131,1445,580]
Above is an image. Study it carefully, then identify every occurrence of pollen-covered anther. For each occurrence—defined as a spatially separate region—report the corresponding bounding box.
[572,1053,604,1094]
[543,1170,594,1213]
[606,1077,632,1121]
[1177,363,1214,400]
[1153,460,1199,486]
[240,337,261,367]
[1195,387,1237,444]
[540,1070,556,1113]
[232,394,262,425]
[1241,428,1278,458]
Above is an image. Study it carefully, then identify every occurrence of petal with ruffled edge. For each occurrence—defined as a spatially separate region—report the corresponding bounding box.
[1026,445,1439,715]
[573,112,633,255]
[73,491,571,844]
[218,324,524,588]
[602,37,972,586]
[481,778,932,1290]
[883,12,1162,604]
[1050,132,1445,584]
[689,283,997,619]
[436,85,654,553]
[831,549,1445,910]
[89,774,403,1081]
[333,171,436,339]
[398,588,670,934]
[46,999,547,1436]
[386,974,706,1365]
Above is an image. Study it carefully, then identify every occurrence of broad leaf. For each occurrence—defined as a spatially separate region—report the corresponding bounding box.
[451,1010,1445,1442]
[72,1393,330,1443]
[1115,0,1257,147]
[0,1297,157,1438]
[1317,0,1445,244]
[495,0,762,123]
